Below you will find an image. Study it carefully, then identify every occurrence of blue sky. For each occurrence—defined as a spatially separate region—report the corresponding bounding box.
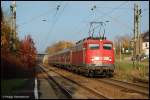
[1,1,149,53]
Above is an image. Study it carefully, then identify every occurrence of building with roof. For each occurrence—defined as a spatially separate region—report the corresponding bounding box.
[140,31,149,57]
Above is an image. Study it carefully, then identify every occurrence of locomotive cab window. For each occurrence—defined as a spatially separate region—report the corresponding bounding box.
[103,43,112,50]
[89,44,99,50]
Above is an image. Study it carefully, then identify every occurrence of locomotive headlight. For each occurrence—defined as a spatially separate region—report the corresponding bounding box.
[91,58,94,61]
[94,57,100,60]
[104,57,112,61]
[109,58,112,61]
[91,57,100,61]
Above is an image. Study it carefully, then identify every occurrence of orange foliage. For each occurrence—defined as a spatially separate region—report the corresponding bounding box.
[1,21,11,50]
[1,8,37,78]
[19,35,37,68]
[1,49,31,78]
[46,41,74,54]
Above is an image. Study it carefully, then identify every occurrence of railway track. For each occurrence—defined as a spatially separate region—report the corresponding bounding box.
[38,66,72,99]
[39,64,109,99]
[95,78,149,97]
[40,64,149,99]
[110,78,149,88]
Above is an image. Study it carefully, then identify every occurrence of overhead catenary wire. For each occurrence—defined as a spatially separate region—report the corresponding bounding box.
[92,1,129,21]
[69,2,129,38]
[91,1,134,34]
[43,2,68,52]
[98,1,129,18]
[87,1,137,39]
[72,7,95,35]
[96,8,133,32]
[141,8,149,15]
[71,2,104,36]
[95,2,148,39]
[95,6,133,9]
[17,1,64,27]
[18,7,56,27]
[47,1,64,34]
[41,5,60,52]
[47,4,61,35]
[17,2,63,53]
[84,2,129,36]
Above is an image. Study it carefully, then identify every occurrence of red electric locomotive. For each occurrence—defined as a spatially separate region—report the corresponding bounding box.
[48,37,115,77]
[48,22,115,77]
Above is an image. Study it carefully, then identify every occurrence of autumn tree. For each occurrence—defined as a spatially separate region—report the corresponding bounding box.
[120,35,131,51]
[1,6,37,78]
[1,7,19,52]
[46,41,74,54]
[1,17,11,50]
[19,35,37,69]
[114,34,132,55]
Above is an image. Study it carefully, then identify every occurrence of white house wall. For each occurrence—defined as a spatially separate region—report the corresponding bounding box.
[142,42,149,56]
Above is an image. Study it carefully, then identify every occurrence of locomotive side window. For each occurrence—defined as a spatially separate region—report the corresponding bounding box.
[89,44,99,50]
[103,43,112,50]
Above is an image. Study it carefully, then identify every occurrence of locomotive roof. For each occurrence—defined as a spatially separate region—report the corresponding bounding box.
[76,36,112,44]
[49,37,112,57]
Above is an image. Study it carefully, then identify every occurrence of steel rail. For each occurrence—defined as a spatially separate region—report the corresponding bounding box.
[39,66,72,98]
[39,64,110,99]
[96,78,149,97]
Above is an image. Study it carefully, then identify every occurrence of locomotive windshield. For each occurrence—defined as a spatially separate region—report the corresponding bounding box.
[103,43,112,50]
[89,44,99,50]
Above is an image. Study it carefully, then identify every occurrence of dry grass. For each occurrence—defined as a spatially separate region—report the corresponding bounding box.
[114,60,149,82]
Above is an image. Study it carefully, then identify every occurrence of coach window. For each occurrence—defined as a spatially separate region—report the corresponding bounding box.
[89,44,99,50]
[103,43,112,50]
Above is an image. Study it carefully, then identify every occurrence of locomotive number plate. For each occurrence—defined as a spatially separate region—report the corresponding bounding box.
[104,57,109,60]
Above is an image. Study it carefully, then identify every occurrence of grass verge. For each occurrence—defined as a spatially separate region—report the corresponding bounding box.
[1,79,27,95]
[114,59,149,82]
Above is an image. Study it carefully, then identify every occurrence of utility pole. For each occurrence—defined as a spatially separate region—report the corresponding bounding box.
[10,1,17,51]
[120,42,122,61]
[137,3,141,58]
[133,3,141,61]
